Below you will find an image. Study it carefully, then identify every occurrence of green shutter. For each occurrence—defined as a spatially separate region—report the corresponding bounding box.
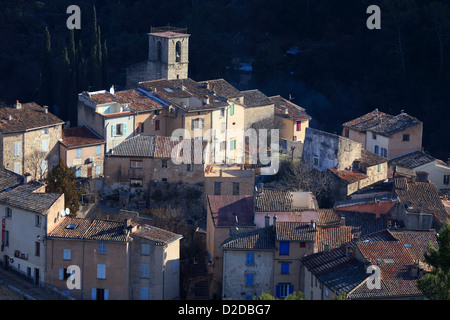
[230,104,235,115]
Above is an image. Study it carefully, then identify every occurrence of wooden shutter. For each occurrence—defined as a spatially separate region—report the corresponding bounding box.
[296,121,302,131]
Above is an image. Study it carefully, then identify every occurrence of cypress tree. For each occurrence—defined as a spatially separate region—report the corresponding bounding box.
[39,27,53,111]
[102,39,109,89]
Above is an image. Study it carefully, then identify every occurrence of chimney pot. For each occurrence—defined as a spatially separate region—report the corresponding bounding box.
[265,215,270,228]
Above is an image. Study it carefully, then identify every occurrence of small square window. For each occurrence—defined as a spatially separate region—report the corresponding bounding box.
[98,242,107,254]
[162,159,168,168]
[403,134,410,141]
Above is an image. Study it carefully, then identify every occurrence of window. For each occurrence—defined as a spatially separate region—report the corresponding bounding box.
[191,118,204,130]
[98,242,107,254]
[42,128,49,135]
[5,207,12,219]
[233,182,240,195]
[112,123,127,136]
[299,242,306,248]
[162,160,168,168]
[4,230,9,246]
[246,252,255,266]
[130,179,143,187]
[444,175,450,185]
[92,288,109,300]
[35,214,41,227]
[374,145,379,155]
[96,145,101,155]
[220,141,226,151]
[63,249,71,260]
[279,241,290,255]
[154,110,160,116]
[381,147,387,158]
[76,148,81,159]
[59,268,70,280]
[41,160,48,175]
[140,264,149,279]
[41,140,49,152]
[141,244,150,255]
[276,284,293,298]
[155,120,160,131]
[140,287,149,300]
[230,139,237,151]
[75,167,81,178]
[220,108,225,118]
[35,242,40,257]
[343,128,349,138]
[130,160,143,168]
[13,142,21,157]
[403,134,410,141]
[187,164,192,172]
[245,273,254,287]
[377,164,381,172]
[214,182,221,195]
[95,165,101,176]
[97,264,106,279]
[230,104,235,116]
[281,262,289,275]
[296,121,302,131]
[136,122,144,133]
[372,133,377,140]
[313,157,319,167]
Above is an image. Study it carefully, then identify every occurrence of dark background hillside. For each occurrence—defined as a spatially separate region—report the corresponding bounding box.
[0,0,449,161]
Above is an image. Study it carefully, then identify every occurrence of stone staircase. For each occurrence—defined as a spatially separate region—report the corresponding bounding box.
[186,256,211,300]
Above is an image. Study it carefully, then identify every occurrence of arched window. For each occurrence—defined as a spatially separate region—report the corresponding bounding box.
[175,41,181,62]
[156,41,162,61]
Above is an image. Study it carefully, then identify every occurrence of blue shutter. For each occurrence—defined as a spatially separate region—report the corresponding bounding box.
[280,241,290,255]
[104,289,109,300]
[246,252,254,265]
[246,273,254,286]
[288,285,294,295]
[76,148,81,158]
[281,262,289,274]
[91,288,96,300]
[59,268,64,280]
[96,145,101,155]
[374,145,379,155]
[111,125,116,137]
[276,285,281,298]
[123,123,127,135]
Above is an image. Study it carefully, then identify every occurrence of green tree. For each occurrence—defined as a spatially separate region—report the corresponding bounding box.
[417,219,450,300]
[332,291,349,300]
[46,159,81,216]
[38,27,53,110]
[253,291,305,300]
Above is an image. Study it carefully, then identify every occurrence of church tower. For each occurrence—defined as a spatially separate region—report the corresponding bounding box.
[126,26,190,88]
[148,26,190,80]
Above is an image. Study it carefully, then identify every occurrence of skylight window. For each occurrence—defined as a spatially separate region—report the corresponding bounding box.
[65,224,78,230]
[383,258,395,264]
[404,243,411,248]
[164,88,173,92]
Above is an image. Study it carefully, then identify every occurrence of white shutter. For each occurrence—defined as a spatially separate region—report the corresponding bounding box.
[14,142,21,157]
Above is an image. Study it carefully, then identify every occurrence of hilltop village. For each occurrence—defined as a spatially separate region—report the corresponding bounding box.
[0,27,449,300]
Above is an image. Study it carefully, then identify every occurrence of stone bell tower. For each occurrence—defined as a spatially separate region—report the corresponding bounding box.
[126,26,190,88]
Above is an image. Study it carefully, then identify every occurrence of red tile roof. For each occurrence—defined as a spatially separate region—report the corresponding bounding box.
[0,102,64,133]
[276,221,316,242]
[84,91,125,104]
[207,195,255,227]
[132,224,183,246]
[342,109,393,133]
[328,168,368,184]
[270,95,311,121]
[61,126,104,148]
[314,225,353,252]
[115,88,166,112]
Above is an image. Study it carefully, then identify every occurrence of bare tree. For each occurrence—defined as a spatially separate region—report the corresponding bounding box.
[26,149,47,181]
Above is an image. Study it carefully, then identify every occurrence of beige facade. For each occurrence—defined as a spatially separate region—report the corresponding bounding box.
[204,165,255,200]
[60,144,105,179]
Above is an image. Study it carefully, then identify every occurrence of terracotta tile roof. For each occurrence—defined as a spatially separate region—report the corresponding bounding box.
[314,225,353,252]
[359,149,388,167]
[208,195,255,227]
[242,89,273,108]
[368,112,421,137]
[139,78,229,111]
[220,226,276,250]
[394,177,449,226]
[335,210,389,239]
[0,102,64,133]
[303,229,438,299]
[269,95,311,121]
[318,209,341,226]
[342,109,393,133]
[197,79,242,99]
[0,169,23,193]
[61,126,104,148]
[47,217,130,242]
[255,189,293,212]
[114,88,167,112]
[276,221,316,242]
[83,91,125,104]
[328,168,368,184]
[0,182,62,214]
[389,151,436,169]
[132,224,182,246]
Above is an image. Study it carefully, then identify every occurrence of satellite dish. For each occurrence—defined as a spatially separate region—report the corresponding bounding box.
[61,209,66,217]
[65,208,70,216]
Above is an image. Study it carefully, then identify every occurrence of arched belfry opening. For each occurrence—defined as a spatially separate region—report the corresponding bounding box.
[175,41,182,62]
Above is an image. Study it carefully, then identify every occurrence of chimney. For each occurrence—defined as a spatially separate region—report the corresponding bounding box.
[409,260,420,277]
[24,173,32,183]
[15,100,22,109]
[219,169,222,177]
[340,216,346,226]
[123,218,132,234]
[43,106,48,114]
[324,243,330,252]
[265,215,270,228]
[110,85,115,95]
[273,215,277,229]
[6,115,12,121]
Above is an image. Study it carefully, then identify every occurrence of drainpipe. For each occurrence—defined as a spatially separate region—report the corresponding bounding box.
[81,239,85,300]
